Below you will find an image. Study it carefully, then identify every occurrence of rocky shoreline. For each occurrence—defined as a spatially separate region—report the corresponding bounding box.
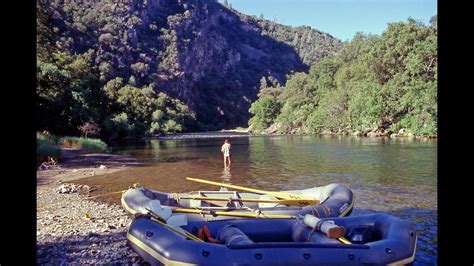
[251,127,437,139]
[159,131,256,140]
[37,184,143,265]
[37,149,145,265]
[161,130,437,140]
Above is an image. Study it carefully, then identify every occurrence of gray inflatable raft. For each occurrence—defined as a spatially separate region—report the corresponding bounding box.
[121,183,353,221]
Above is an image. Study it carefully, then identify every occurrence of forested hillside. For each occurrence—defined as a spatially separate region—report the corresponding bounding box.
[249,17,437,137]
[37,0,341,139]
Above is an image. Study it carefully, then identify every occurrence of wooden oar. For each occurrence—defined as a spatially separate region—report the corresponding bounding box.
[179,195,312,207]
[186,177,319,205]
[173,207,296,219]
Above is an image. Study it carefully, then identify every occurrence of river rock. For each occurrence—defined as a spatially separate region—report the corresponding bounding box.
[57,184,71,193]
[265,123,279,134]
[366,131,376,137]
[57,183,91,194]
[99,165,107,169]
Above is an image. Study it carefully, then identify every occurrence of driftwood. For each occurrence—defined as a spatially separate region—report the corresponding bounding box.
[38,156,61,171]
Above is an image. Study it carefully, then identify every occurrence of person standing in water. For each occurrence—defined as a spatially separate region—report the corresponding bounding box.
[221,139,231,168]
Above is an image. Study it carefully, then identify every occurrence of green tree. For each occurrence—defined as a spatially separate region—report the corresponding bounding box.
[248,17,437,137]
[249,95,281,132]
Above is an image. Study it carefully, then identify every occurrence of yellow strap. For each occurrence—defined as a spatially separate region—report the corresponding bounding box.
[85,189,127,199]
[338,237,351,244]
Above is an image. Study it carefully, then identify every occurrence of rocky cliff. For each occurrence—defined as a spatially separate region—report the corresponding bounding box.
[39,0,341,130]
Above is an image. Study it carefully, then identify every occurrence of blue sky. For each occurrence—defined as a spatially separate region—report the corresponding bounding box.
[220,0,437,41]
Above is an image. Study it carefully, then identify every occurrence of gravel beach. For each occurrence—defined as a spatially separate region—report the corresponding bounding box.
[36,149,145,265]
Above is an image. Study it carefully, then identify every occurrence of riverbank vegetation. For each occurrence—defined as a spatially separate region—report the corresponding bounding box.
[37,132,109,163]
[37,51,195,140]
[59,137,108,152]
[249,17,437,137]
[37,133,62,163]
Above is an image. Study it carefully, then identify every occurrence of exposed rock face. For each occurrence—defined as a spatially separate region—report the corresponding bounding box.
[40,0,341,130]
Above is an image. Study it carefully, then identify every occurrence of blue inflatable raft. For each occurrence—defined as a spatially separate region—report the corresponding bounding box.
[127,213,417,265]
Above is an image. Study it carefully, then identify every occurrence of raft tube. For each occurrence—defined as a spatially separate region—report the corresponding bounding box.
[121,183,354,220]
[127,213,417,265]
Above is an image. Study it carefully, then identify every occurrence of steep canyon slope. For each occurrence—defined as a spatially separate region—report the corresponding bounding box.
[38,0,341,133]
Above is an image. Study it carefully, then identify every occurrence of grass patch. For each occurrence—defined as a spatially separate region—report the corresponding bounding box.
[234,127,249,132]
[37,133,108,164]
[37,133,62,163]
[59,136,108,152]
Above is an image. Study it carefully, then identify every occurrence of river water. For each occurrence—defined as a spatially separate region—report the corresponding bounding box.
[78,133,437,264]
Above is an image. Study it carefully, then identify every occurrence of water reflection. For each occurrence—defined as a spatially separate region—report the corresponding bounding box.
[107,135,436,193]
[221,167,232,182]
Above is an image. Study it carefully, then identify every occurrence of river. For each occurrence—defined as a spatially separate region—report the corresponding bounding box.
[77,133,437,264]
